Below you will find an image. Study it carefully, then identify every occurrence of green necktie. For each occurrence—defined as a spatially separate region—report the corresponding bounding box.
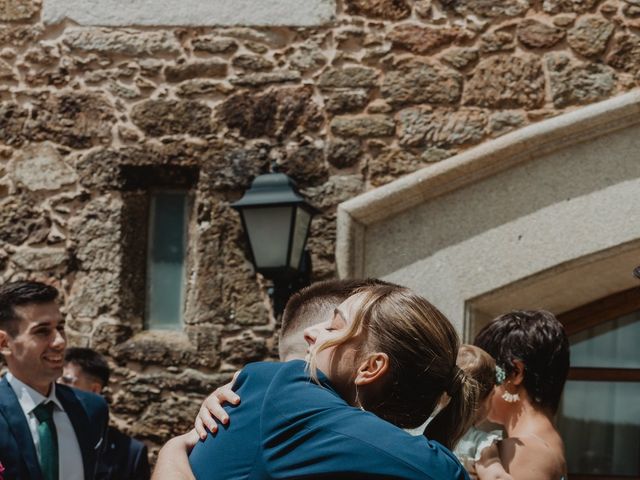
[32,401,59,480]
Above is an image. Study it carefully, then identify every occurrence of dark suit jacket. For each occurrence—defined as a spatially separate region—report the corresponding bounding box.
[190,360,469,480]
[0,375,109,480]
[102,426,150,480]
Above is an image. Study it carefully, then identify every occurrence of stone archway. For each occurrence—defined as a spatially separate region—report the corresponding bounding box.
[336,90,640,336]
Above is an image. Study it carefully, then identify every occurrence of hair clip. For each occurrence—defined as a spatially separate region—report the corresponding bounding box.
[495,365,506,386]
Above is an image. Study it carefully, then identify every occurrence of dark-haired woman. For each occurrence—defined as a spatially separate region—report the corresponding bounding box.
[474,310,570,480]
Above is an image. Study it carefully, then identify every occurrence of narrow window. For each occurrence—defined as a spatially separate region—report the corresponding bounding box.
[146,191,189,330]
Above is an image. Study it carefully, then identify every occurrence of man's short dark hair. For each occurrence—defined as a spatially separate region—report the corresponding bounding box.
[0,281,59,337]
[281,278,396,336]
[64,347,111,387]
[474,310,570,414]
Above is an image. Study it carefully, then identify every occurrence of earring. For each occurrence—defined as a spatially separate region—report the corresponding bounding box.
[502,384,520,403]
[354,385,365,411]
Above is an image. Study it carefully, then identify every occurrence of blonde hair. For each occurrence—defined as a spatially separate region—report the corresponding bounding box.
[308,284,479,450]
[456,344,496,402]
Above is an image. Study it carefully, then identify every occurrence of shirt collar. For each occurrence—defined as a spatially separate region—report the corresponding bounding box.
[6,372,64,415]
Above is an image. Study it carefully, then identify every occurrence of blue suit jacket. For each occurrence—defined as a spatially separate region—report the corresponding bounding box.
[101,426,150,480]
[0,375,109,480]
[190,360,469,480]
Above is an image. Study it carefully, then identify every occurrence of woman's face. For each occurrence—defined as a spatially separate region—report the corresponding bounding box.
[304,292,367,402]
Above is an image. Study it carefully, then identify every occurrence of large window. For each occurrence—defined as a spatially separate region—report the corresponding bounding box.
[558,288,640,480]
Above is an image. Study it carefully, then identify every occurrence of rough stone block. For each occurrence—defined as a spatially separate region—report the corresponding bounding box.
[230,70,301,87]
[443,0,530,17]
[232,54,273,72]
[331,115,396,138]
[0,0,37,21]
[517,19,565,49]
[543,0,599,13]
[9,142,77,191]
[368,148,423,187]
[381,60,462,106]
[217,86,321,140]
[0,102,28,146]
[567,16,615,57]
[278,143,329,187]
[221,331,268,366]
[63,28,181,55]
[201,141,271,191]
[324,90,369,114]
[488,111,526,137]
[165,60,227,82]
[440,47,479,69]
[387,24,459,55]
[131,99,212,137]
[547,53,616,107]
[29,93,115,149]
[12,247,68,271]
[191,37,238,54]
[326,139,362,169]
[0,196,50,245]
[480,29,516,53]
[302,175,364,210]
[463,55,545,109]
[398,107,487,148]
[345,0,411,20]
[607,33,640,72]
[317,66,378,89]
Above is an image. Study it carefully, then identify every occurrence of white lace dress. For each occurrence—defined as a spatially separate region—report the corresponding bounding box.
[454,426,503,474]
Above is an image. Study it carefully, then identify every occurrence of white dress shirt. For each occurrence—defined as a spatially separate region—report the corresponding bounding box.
[7,373,85,480]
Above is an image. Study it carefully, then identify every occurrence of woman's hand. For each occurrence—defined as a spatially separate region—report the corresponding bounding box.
[476,443,513,480]
[194,371,241,440]
[151,429,200,480]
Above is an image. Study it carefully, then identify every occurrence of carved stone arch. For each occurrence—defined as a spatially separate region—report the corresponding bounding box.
[336,90,640,337]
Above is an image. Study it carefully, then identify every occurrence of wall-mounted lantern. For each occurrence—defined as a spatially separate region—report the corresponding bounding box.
[232,173,318,315]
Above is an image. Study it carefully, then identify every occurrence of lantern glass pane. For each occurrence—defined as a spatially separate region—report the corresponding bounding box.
[289,207,311,269]
[242,206,293,268]
[146,192,188,330]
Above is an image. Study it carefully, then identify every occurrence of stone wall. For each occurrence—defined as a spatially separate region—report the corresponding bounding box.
[0,0,638,455]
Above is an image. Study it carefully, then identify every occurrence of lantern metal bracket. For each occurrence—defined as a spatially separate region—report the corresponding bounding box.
[268,250,312,317]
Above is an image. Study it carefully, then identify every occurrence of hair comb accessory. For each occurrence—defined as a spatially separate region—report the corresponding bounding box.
[495,365,506,386]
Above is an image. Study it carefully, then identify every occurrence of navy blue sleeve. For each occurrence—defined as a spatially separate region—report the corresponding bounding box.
[259,361,469,480]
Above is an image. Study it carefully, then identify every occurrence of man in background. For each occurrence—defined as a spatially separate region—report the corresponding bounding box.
[0,280,108,480]
[61,347,151,480]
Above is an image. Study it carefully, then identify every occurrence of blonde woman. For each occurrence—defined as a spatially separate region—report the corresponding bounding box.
[157,284,479,480]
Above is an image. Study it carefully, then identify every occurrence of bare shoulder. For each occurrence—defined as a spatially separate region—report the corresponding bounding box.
[498,435,565,480]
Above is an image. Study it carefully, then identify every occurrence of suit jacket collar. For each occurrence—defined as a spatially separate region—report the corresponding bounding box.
[0,376,43,480]
[56,384,95,480]
[5,372,64,415]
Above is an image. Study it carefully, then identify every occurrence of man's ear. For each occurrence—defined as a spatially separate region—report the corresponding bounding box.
[354,352,389,386]
[0,329,11,356]
[511,360,525,386]
[89,382,103,395]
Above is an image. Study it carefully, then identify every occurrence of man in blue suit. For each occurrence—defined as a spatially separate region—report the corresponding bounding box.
[61,347,150,480]
[0,281,109,480]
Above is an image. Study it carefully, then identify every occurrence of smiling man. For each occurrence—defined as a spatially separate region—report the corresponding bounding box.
[0,281,109,480]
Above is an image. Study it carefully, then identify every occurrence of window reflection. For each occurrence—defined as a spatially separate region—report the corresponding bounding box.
[571,311,640,368]
[559,381,640,476]
[146,191,188,330]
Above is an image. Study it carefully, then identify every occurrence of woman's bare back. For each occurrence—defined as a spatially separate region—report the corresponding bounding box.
[498,426,566,480]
